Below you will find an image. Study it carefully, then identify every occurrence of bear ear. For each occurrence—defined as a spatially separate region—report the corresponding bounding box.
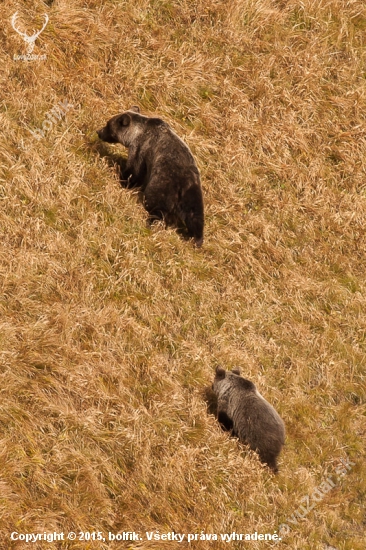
[215,366,226,379]
[128,105,140,113]
[120,113,131,127]
[232,368,241,375]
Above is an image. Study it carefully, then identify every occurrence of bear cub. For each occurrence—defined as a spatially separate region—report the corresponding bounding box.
[97,106,204,246]
[212,366,285,472]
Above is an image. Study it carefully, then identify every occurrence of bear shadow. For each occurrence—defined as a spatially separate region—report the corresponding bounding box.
[92,141,137,190]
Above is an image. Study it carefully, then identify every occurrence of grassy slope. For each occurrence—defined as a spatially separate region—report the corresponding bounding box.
[0,0,365,548]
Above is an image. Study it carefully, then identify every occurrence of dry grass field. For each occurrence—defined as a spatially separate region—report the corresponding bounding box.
[1,0,365,548]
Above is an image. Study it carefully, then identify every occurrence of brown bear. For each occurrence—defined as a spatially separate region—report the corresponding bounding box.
[212,366,285,472]
[97,106,204,246]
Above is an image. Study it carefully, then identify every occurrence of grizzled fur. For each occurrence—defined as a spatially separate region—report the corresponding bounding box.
[212,367,285,472]
[97,106,204,246]
[203,386,234,432]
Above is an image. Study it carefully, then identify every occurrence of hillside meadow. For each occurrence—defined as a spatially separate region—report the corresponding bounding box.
[0,0,365,548]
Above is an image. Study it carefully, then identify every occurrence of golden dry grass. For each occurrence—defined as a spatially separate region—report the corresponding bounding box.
[0,0,365,549]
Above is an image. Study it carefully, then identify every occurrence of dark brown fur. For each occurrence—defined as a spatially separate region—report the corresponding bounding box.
[97,106,204,246]
[212,367,285,472]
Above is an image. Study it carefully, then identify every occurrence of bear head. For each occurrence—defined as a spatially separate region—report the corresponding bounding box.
[97,106,141,146]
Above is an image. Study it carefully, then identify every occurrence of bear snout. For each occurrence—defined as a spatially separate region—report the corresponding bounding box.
[97,127,118,143]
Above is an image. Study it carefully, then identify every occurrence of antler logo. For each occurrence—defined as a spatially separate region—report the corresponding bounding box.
[11,12,49,54]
